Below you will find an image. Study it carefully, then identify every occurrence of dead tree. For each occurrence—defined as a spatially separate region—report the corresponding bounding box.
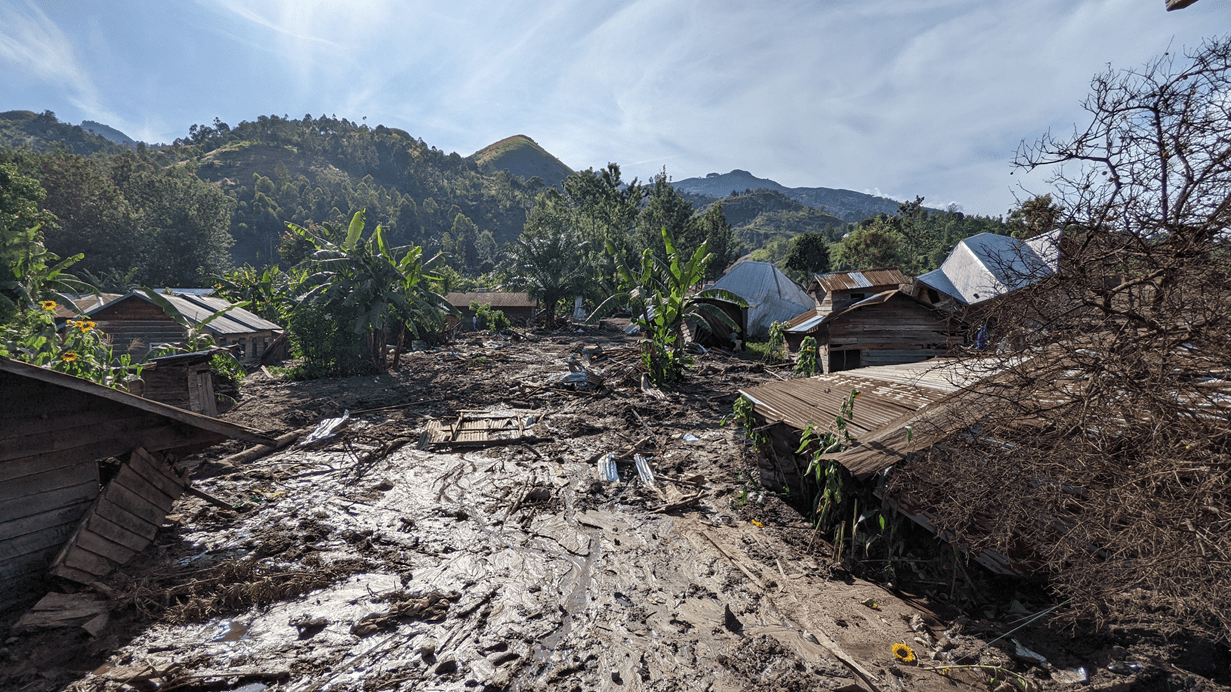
[895,36,1231,640]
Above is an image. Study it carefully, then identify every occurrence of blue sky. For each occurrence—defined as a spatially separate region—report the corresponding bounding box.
[1,0,1226,216]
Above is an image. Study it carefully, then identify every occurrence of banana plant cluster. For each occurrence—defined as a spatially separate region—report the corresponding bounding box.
[288,210,455,368]
[593,225,746,387]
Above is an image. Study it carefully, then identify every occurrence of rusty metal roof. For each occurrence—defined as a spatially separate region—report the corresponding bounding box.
[446,292,537,309]
[738,371,947,439]
[811,269,910,293]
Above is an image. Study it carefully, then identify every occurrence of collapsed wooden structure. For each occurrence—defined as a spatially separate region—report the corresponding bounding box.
[445,292,538,330]
[0,357,273,611]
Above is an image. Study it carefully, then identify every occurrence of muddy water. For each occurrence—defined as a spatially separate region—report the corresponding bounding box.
[78,439,933,692]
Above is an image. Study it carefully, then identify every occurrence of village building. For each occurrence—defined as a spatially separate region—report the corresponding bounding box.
[707,260,813,338]
[85,291,285,364]
[785,289,961,370]
[909,230,1061,310]
[805,269,909,315]
[0,357,272,610]
[445,291,538,330]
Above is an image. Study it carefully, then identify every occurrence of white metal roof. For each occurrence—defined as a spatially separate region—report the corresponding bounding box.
[917,230,1061,305]
[710,261,813,337]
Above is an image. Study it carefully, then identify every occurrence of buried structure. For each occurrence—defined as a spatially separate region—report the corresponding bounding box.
[0,357,273,612]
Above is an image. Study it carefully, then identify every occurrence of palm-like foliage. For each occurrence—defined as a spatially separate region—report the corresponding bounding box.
[288,210,454,368]
[214,264,307,323]
[501,195,589,325]
[594,226,746,386]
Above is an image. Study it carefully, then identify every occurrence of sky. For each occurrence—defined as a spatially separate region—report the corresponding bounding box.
[1,0,1227,217]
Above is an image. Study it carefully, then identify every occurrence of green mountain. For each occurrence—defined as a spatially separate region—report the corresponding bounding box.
[1,112,544,273]
[470,135,574,188]
[79,120,137,147]
[701,189,847,248]
[673,169,938,223]
[0,110,122,156]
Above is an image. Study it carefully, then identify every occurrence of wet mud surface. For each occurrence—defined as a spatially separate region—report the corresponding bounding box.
[2,327,1226,691]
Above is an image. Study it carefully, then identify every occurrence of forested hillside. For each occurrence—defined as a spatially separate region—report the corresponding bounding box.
[0,112,546,281]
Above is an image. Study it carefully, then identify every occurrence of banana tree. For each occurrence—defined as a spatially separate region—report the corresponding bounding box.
[592,225,746,386]
[288,209,454,369]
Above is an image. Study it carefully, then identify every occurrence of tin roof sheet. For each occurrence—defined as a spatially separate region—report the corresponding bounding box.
[87,292,283,335]
[917,230,1061,305]
[446,292,537,309]
[711,261,813,337]
[812,269,910,293]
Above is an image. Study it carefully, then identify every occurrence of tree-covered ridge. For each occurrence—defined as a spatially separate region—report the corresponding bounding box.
[699,189,846,249]
[470,134,575,189]
[0,110,125,157]
[152,114,544,267]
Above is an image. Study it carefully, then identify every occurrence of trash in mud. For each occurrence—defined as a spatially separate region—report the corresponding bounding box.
[634,453,656,488]
[1011,638,1048,666]
[1053,667,1089,685]
[299,410,350,447]
[597,452,619,482]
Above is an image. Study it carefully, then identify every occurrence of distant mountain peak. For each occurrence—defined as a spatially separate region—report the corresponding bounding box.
[79,120,137,147]
[673,169,914,223]
[470,135,574,188]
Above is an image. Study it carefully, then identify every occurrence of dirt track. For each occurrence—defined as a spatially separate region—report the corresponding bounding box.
[1,326,1217,691]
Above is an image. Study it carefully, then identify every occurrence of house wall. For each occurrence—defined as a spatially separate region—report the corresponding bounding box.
[448,305,536,330]
[92,300,186,358]
[822,298,959,373]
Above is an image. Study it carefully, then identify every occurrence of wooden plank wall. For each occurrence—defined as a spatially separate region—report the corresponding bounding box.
[50,448,187,584]
[827,299,958,352]
[140,363,217,416]
[0,456,99,606]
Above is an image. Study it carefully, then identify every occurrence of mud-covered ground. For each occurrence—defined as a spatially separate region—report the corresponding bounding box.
[2,325,1227,692]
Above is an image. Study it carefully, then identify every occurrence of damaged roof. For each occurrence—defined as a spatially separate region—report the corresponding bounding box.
[915,230,1061,306]
[809,269,910,294]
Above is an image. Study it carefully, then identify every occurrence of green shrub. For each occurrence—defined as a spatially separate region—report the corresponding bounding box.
[794,335,819,377]
[470,301,512,332]
[285,303,376,379]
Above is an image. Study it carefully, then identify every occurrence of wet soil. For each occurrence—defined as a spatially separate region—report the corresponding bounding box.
[1,325,1226,692]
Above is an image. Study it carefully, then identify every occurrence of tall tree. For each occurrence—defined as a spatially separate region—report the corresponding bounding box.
[689,201,740,279]
[501,191,587,325]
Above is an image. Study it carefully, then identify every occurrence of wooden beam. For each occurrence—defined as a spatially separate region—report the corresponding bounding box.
[0,358,274,446]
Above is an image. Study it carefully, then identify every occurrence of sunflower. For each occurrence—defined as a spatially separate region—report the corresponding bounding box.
[41,300,57,311]
[78,320,96,333]
[61,352,79,362]
[892,643,917,664]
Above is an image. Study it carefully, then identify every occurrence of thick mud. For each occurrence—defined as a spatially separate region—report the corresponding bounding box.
[3,326,1222,692]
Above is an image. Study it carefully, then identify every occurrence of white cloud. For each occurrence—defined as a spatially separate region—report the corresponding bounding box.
[0,1,112,119]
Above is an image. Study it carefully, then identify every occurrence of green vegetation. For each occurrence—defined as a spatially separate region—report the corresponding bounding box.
[832,197,1011,274]
[794,335,819,377]
[470,301,512,332]
[595,225,746,386]
[471,135,574,189]
[287,210,453,376]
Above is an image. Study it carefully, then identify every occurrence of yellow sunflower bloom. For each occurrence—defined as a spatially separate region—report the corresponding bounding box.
[79,320,95,333]
[892,643,917,664]
[42,300,57,311]
[62,352,79,362]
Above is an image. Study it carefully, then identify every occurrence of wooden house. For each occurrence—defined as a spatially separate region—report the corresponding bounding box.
[0,357,272,610]
[125,351,219,416]
[445,292,538,330]
[806,269,909,315]
[785,289,961,371]
[86,292,285,364]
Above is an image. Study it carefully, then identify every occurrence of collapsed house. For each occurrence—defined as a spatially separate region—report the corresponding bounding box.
[784,290,963,369]
[0,357,273,612]
[445,291,538,330]
[708,260,813,338]
[85,291,286,364]
[736,358,1032,573]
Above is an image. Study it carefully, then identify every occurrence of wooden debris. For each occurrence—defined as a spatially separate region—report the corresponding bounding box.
[13,592,109,632]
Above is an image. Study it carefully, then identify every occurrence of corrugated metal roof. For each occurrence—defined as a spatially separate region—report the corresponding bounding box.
[812,269,910,293]
[87,292,283,335]
[710,261,813,337]
[739,371,947,439]
[917,230,1061,305]
[54,293,123,319]
[446,292,537,309]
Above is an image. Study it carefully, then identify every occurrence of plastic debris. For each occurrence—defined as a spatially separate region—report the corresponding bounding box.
[633,454,656,488]
[860,598,879,610]
[1011,638,1048,666]
[1107,661,1141,675]
[598,453,619,482]
[1053,667,1088,685]
[683,433,700,442]
[299,411,350,447]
